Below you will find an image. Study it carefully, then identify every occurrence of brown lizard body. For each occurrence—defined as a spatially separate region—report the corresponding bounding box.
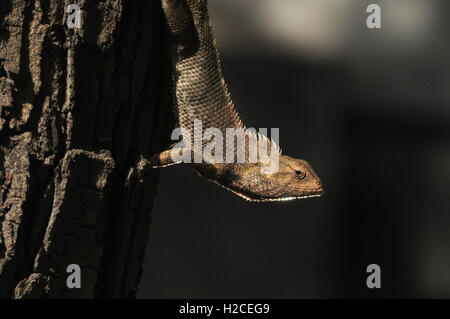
[143,0,324,202]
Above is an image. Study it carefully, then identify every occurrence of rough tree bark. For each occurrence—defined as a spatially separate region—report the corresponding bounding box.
[0,0,173,298]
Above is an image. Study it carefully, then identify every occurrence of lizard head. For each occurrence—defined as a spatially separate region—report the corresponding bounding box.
[210,155,324,202]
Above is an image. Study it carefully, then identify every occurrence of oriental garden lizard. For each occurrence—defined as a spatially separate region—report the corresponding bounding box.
[140,0,324,202]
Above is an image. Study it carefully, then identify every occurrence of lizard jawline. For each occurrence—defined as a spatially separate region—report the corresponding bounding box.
[212,180,323,202]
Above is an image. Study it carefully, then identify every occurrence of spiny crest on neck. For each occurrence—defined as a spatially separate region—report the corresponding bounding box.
[246,127,282,156]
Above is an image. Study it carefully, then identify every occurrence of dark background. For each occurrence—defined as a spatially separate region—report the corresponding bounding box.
[138,0,450,298]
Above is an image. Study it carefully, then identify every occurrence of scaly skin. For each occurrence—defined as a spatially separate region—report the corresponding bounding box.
[143,0,324,202]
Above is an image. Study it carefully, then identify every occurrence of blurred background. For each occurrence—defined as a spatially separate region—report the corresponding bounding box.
[138,0,450,298]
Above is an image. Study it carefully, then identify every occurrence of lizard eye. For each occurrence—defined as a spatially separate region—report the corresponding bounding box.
[294,170,306,179]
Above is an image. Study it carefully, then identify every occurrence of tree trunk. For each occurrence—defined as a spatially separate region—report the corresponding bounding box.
[0,0,172,298]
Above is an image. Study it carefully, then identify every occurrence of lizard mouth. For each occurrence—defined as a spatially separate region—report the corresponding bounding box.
[250,193,323,202]
[249,187,325,202]
[245,185,325,202]
[213,180,325,202]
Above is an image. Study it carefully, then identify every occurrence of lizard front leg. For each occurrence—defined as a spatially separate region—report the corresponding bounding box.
[139,149,182,169]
